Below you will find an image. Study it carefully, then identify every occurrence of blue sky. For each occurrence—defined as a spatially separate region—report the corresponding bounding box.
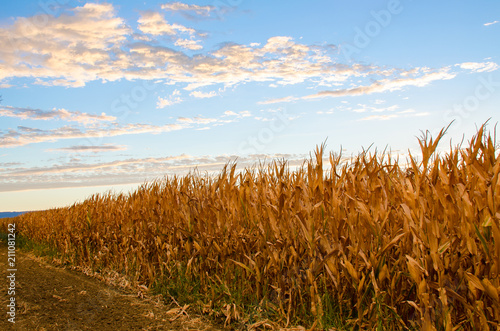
[0,0,499,212]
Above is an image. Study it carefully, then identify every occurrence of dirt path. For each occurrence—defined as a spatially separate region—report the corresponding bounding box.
[0,241,223,331]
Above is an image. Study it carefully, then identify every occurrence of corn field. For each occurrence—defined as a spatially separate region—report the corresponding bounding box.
[2,124,500,330]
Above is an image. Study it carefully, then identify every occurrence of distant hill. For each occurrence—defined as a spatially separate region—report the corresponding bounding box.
[0,211,27,219]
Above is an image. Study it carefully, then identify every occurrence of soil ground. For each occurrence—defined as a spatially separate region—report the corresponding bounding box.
[0,239,223,331]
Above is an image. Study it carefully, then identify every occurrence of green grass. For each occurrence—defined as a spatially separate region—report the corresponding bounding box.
[149,260,361,330]
[0,231,59,258]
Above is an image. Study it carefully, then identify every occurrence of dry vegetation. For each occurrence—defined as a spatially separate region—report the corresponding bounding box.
[2,124,500,330]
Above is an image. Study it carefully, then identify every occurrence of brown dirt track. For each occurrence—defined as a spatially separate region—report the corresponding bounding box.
[0,240,222,331]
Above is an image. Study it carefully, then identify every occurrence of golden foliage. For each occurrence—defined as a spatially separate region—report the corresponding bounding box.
[3,124,500,329]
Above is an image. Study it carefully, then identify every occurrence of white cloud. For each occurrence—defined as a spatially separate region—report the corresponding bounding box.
[157,96,182,108]
[0,152,309,192]
[239,111,252,117]
[0,3,131,87]
[48,144,127,153]
[484,20,499,26]
[223,110,238,116]
[0,103,251,149]
[157,89,183,108]
[303,68,456,99]
[223,110,251,118]
[190,90,217,98]
[177,116,217,124]
[458,61,499,73]
[352,104,399,113]
[0,6,389,91]
[258,96,298,105]
[175,38,203,50]
[0,105,116,124]
[138,11,196,36]
[1,154,192,178]
[0,122,185,148]
[0,2,482,107]
[161,2,215,16]
[397,109,416,114]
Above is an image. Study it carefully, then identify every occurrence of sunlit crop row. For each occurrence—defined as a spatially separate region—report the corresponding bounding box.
[3,124,499,330]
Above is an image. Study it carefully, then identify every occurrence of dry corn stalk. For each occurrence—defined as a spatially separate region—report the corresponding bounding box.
[2,123,499,329]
